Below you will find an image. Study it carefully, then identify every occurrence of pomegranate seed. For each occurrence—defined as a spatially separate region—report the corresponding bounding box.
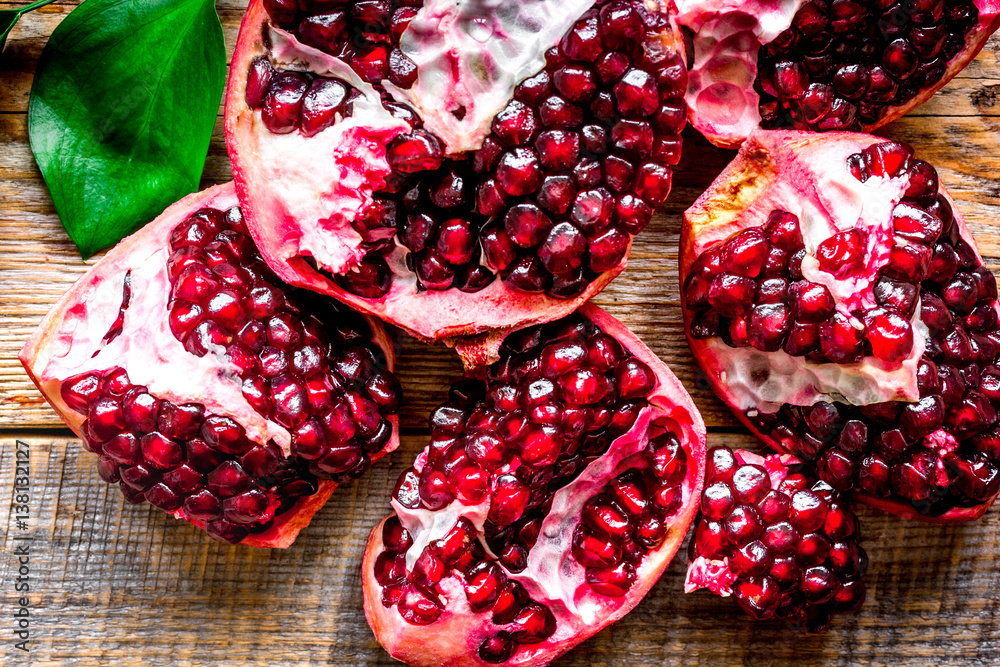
[478,633,514,663]
[733,576,781,620]
[560,14,602,61]
[504,203,552,248]
[261,72,309,135]
[397,585,443,625]
[496,148,544,196]
[535,130,580,171]
[245,57,275,109]
[297,12,348,53]
[866,310,914,362]
[613,69,659,117]
[537,175,577,216]
[299,78,348,137]
[816,229,866,279]
[492,100,538,147]
[588,228,629,272]
[387,130,444,174]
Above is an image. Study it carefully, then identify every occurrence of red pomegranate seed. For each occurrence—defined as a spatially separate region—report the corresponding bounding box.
[299,78,348,137]
[261,72,309,135]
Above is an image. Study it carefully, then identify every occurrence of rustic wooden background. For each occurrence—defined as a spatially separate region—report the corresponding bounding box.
[2,2,1000,665]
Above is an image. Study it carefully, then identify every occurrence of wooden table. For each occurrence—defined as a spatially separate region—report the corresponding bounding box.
[2,2,999,665]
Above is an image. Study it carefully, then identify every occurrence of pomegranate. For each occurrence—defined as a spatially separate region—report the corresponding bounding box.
[224,0,687,345]
[361,304,706,665]
[19,183,402,547]
[686,447,867,632]
[675,0,1000,148]
[681,129,1000,523]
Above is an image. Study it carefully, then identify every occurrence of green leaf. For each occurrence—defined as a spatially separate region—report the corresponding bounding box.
[28,0,226,257]
[1,0,57,53]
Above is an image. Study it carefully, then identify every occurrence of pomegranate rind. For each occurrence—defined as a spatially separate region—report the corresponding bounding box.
[19,182,400,548]
[362,303,706,666]
[680,129,999,523]
[677,0,1000,149]
[225,0,633,346]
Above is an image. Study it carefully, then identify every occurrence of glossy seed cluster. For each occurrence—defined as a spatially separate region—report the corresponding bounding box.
[757,0,981,130]
[690,447,867,631]
[265,0,423,86]
[245,57,358,136]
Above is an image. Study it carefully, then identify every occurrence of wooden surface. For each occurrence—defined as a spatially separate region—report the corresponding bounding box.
[1,2,1000,665]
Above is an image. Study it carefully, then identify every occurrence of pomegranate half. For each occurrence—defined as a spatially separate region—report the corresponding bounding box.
[20,183,402,547]
[225,0,687,346]
[675,0,1000,148]
[361,304,706,666]
[681,129,1000,523]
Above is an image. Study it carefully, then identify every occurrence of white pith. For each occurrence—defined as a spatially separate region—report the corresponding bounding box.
[390,0,597,154]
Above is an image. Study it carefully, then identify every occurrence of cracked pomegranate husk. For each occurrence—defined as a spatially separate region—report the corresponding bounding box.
[20,183,402,547]
[686,447,867,632]
[675,0,1000,148]
[225,0,687,345]
[681,129,1000,522]
[361,304,705,665]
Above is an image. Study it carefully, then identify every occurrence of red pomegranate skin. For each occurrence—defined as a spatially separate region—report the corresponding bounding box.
[681,129,1000,523]
[20,183,401,548]
[361,303,706,667]
[225,0,688,348]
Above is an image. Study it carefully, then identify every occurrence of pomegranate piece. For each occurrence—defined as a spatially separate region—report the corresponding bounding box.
[686,448,867,631]
[362,304,706,666]
[225,0,687,344]
[20,184,401,547]
[681,130,1000,523]
[675,0,1000,147]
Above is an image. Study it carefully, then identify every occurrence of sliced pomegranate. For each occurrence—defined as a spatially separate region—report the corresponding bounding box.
[675,0,1000,147]
[20,183,402,547]
[225,0,687,345]
[361,304,705,665]
[681,129,1000,523]
[686,447,867,632]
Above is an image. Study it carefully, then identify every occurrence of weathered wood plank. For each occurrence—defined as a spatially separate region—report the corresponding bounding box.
[2,434,999,666]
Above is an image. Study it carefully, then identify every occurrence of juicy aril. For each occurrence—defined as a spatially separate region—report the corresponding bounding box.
[361,304,705,665]
[681,129,1000,523]
[675,0,1000,148]
[20,183,402,547]
[225,0,687,345]
[686,447,867,632]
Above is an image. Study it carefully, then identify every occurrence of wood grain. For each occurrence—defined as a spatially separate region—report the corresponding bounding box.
[1,1,1000,665]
